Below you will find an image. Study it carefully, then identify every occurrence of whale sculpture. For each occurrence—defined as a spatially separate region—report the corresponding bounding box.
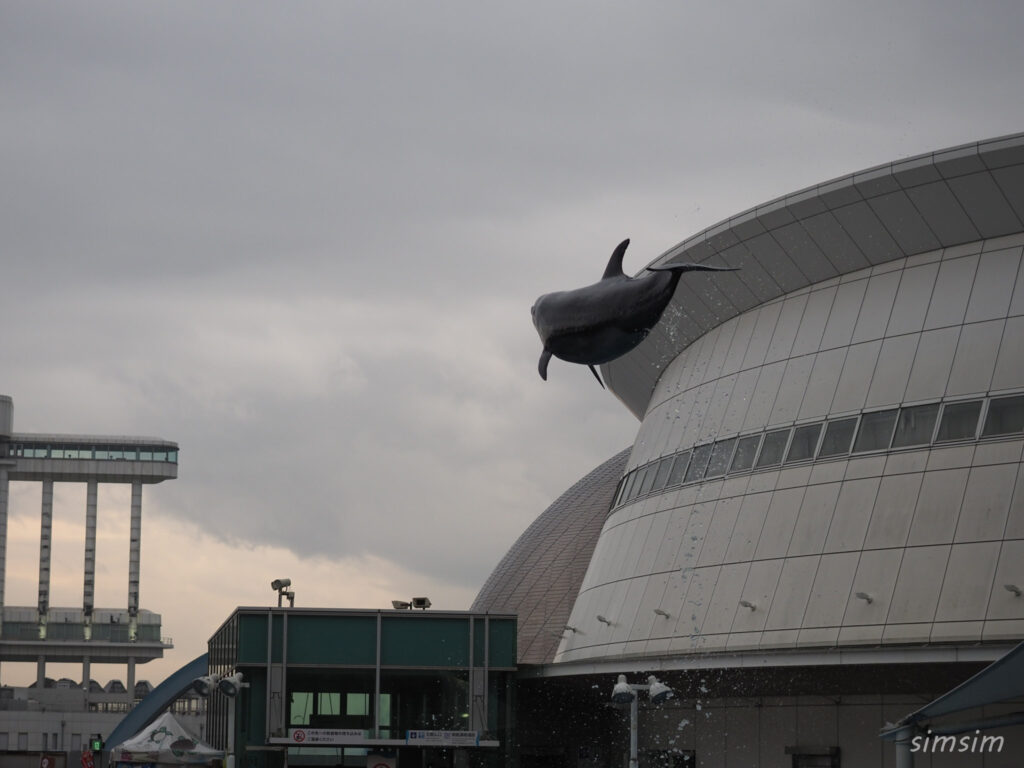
[531,238,738,387]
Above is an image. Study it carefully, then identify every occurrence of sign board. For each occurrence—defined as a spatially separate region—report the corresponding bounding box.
[288,728,368,745]
[81,751,95,768]
[406,730,480,746]
[366,753,397,768]
[39,756,55,768]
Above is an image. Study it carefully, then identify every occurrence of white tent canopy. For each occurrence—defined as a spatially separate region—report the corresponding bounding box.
[111,711,224,765]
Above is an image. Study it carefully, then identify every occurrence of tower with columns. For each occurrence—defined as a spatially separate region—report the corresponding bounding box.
[0,394,178,693]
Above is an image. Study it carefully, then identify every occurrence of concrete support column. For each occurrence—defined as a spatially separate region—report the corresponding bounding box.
[37,655,46,688]
[83,480,97,638]
[127,657,136,698]
[82,656,91,692]
[38,480,53,638]
[0,467,9,642]
[128,481,142,641]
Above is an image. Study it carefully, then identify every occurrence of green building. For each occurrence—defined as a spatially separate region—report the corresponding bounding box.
[205,608,517,768]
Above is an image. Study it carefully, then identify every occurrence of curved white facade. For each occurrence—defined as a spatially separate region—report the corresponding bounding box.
[558,237,1024,662]
[554,134,1024,667]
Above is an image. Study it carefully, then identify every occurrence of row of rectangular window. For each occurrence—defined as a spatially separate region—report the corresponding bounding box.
[2,443,178,463]
[613,393,1024,509]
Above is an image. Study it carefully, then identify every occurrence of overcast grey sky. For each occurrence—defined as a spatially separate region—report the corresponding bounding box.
[3,1,1024,685]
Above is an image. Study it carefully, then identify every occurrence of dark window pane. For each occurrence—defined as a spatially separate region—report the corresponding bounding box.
[639,464,658,495]
[705,438,737,478]
[786,423,822,463]
[651,457,674,491]
[818,418,858,457]
[891,403,940,448]
[622,471,640,502]
[983,395,1024,437]
[755,429,790,468]
[684,443,713,483]
[730,435,761,472]
[667,451,690,486]
[935,401,982,442]
[853,410,898,452]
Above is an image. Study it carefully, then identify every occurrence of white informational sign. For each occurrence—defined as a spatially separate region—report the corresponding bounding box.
[288,728,368,745]
[405,730,480,746]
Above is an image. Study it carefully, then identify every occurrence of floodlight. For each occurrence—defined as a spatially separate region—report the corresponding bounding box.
[596,615,613,625]
[270,578,291,591]
[192,674,221,697]
[411,597,432,609]
[855,592,874,604]
[1006,584,1022,597]
[218,672,245,697]
[392,600,412,610]
[738,600,756,611]
[647,675,674,704]
[653,608,670,618]
[611,674,635,704]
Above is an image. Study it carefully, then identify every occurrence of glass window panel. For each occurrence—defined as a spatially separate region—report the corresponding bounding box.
[95,450,109,460]
[730,435,761,472]
[621,472,638,503]
[705,438,737,478]
[109,449,124,460]
[168,450,178,463]
[78,448,93,460]
[51,448,65,459]
[891,403,940,448]
[755,429,790,468]
[982,395,1024,437]
[123,449,137,460]
[638,465,657,496]
[667,451,690,486]
[140,450,153,461]
[153,451,167,461]
[853,409,898,452]
[786,423,822,462]
[651,457,674,491]
[684,443,713,483]
[935,401,982,442]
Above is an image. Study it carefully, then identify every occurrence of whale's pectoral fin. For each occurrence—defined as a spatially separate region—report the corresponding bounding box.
[538,348,553,381]
[589,364,606,389]
[646,262,740,274]
[601,238,631,279]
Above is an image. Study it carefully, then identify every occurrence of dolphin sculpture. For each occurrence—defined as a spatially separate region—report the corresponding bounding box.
[531,238,738,387]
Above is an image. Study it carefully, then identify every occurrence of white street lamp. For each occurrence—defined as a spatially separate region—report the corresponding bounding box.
[611,674,675,767]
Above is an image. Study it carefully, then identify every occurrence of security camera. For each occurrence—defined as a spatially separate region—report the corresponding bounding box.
[648,675,674,704]
[218,672,245,698]
[611,674,635,704]
[411,597,432,610]
[192,674,221,697]
[271,578,291,591]
[392,600,412,610]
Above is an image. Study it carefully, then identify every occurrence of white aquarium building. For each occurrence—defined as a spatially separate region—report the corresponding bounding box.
[477,133,1024,767]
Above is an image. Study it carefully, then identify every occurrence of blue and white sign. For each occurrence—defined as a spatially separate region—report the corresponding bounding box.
[406,730,479,746]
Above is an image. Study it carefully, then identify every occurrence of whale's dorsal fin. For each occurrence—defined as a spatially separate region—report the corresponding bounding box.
[601,239,630,279]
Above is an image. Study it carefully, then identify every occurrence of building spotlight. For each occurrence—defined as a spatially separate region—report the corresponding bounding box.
[738,600,756,611]
[218,672,245,698]
[192,674,222,697]
[653,608,670,618]
[411,597,432,610]
[1005,584,1022,597]
[392,600,412,610]
[597,615,613,625]
[855,591,874,604]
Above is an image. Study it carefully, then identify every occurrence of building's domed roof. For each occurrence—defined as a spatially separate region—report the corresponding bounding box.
[472,448,630,664]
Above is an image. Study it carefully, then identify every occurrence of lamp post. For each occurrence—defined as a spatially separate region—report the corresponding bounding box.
[611,674,675,768]
[193,672,247,768]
